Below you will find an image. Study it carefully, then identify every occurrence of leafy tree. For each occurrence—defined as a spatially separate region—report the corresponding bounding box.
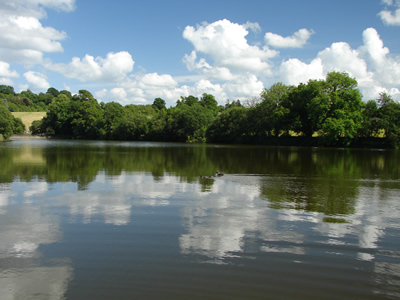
[377,92,400,147]
[225,100,242,109]
[30,119,43,135]
[41,93,74,136]
[37,92,55,106]
[176,95,199,107]
[359,100,380,137]
[167,104,215,142]
[207,106,249,144]
[153,98,166,110]
[47,87,60,97]
[148,114,167,141]
[200,93,218,113]
[101,102,127,140]
[74,89,97,102]
[13,117,25,134]
[287,79,325,137]
[0,103,25,139]
[0,85,15,95]
[20,90,38,102]
[59,90,72,98]
[319,72,363,145]
[258,82,293,137]
[70,97,103,139]
[0,103,15,139]
[117,111,150,140]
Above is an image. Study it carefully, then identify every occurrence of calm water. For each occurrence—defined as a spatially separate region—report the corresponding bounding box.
[1,138,400,299]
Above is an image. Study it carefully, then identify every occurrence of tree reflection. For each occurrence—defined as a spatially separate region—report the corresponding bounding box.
[1,139,399,218]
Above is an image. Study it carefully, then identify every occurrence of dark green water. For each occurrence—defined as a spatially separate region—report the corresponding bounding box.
[1,138,400,299]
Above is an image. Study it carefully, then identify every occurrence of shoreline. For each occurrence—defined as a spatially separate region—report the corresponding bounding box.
[10,134,47,139]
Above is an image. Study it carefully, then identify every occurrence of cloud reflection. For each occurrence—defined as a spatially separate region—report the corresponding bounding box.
[179,175,400,266]
[179,176,307,261]
[0,203,72,299]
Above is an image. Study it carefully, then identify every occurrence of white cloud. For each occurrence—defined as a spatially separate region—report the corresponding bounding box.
[265,28,314,48]
[0,16,66,52]
[96,87,128,104]
[193,79,227,100]
[140,73,178,88]
[0,61,19,78]
[317,42,372,82]
[243,21,262,33]
[381,0,394,5]
[222,74,264,99]
[0,1,71,65]
[379,1,400,25]
[360,28,390,67]
[48,51,135,82]
[0,0,75,18]
[280,57,324,85]
[183,19,278,74]
[360,28,400,86]
[278,27,400,101]
[0,78,14,86]
[23,71,50,91]
[280,41,375,96]
[182,50,234,81]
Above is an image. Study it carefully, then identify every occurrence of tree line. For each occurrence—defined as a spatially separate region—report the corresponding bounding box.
[1,71,400,147]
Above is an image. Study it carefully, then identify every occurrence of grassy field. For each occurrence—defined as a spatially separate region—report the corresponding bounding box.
[12,112,46,132]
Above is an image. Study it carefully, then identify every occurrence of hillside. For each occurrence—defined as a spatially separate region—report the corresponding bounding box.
[12,112,46,133]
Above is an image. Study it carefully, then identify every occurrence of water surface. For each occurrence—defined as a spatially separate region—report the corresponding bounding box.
[1,138,400,299]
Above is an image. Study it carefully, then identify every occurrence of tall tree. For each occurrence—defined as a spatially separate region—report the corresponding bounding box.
[287,80,325,137]
[319,72,363,145]
[377,92,400,147]
[200,93,218,113]
[152,98,166,110]
[207,106,249,144]
[258,82,293,137]
[0,103,15,139]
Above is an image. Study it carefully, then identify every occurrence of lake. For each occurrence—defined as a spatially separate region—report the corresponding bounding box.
[1,138,400,299]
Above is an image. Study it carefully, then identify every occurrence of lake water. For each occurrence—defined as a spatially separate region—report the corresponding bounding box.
[1,138,400,299]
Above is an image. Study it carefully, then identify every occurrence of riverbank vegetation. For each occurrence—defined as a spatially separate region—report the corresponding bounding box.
[1,72,400,147]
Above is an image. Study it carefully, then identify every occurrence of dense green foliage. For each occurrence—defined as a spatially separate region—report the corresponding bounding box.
[0,85,71,112]
[0,103,25,139]
[2,72,400,147]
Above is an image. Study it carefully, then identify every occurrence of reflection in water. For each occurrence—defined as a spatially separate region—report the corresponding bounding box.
[181,175,400,263]
[0,139,399,298]
[0,266,72,300]
[0,189,72,299]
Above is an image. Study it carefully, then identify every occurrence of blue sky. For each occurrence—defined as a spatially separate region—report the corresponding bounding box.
[0,0,399,106]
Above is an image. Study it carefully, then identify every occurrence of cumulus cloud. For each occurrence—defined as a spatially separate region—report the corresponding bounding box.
[95,70,263,107]
[23,71,50,90]
[378,1,400,25]
[360,28,400,86]
[95,72,179,105]
[280,58,324,85]
[0,61,19,85]
[0,1,72,64]
[243,21,262,33]
[0,0,75,18]
[278,27,400,101]
[222,74,264,99]
[140,73,178,88]
[183,19,278,74]
[48,51,135,82]
[317,42,372,82]
[360,28,390,67]
[265,28,314,48]
[182,51,234,81]
[0,61,19,78]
